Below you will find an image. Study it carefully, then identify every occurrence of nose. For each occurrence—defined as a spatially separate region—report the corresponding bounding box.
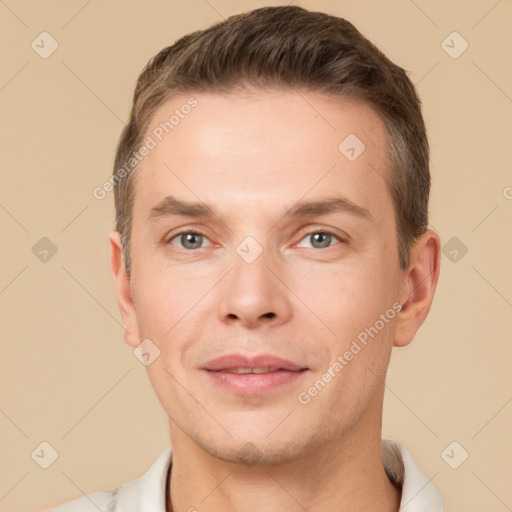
[217,248,293,329]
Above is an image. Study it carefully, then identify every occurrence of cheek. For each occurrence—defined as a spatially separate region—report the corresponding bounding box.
[131,261,207,336]
[131,268,218,382]
[297,260,392,337]
[133,280,172,336]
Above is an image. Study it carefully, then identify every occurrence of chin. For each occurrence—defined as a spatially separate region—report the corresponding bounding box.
[193,428,325,468]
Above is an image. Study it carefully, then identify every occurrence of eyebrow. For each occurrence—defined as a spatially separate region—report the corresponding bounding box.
[147,195,371,222]
[287,196,371,220]
[148,196,215,221]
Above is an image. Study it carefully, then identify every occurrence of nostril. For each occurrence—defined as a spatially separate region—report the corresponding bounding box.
[262,312,276,319]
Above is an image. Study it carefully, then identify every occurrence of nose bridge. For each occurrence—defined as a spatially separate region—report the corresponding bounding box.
[217,236,291,327]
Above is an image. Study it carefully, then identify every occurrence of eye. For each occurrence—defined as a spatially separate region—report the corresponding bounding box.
[168,231,212,250]
[296,231,342,249]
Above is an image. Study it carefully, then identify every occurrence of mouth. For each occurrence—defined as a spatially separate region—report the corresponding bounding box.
[215,367,290,374]
[201,354,309,395]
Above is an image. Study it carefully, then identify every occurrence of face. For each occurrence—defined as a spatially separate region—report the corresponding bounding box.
[112,89,430,465]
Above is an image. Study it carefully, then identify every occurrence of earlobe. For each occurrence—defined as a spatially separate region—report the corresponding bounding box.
[394,229,441,348]
[109,231,140,348]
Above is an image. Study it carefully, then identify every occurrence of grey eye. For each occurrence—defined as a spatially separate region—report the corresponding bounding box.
[182,233,203,249]
[170,232,209,250]
[297,231,339,249]
[309,232,332,248]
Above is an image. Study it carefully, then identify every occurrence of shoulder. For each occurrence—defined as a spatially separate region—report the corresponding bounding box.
[48,489,117,512]
[46,447,173,512]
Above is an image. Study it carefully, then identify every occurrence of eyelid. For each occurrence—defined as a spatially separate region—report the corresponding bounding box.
[294,232,340,249]
[163,226,349,249]
[294,226,350,246]
[165,229,213,248]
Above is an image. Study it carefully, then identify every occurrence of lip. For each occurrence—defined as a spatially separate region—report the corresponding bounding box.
[201,354,309,395]
[202,354,307,372]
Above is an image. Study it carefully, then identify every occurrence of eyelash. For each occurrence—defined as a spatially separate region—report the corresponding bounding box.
[166,229,346,250]
[166,230,211,249]
[296,230,345,249]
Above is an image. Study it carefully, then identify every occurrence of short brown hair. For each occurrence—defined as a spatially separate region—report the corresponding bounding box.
[113,5,430,275]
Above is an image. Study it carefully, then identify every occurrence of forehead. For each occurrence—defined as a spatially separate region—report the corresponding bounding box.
[133,89,392,220]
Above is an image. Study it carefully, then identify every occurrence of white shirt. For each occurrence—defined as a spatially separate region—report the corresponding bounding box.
[49,440,443,511]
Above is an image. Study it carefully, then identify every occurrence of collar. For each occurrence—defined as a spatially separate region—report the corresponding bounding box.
[50,440,443,511]
[382,439,443,511]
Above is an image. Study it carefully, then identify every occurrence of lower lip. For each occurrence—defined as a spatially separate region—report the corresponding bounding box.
[203,369,308,395]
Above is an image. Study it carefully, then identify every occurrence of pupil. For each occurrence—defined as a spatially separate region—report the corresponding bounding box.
[183,233,202,249]
[313,232,330,248]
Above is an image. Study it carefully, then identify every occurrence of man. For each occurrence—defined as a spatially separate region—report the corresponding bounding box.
[52,5,442,511]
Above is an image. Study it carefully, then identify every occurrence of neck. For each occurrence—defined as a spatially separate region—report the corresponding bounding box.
[166,417,401,512]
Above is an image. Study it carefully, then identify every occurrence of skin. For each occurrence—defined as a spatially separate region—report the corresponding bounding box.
[110,88,440,512]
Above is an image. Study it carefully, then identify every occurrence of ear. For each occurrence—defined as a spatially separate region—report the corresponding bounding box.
[394,229,441,347]
[109,230,140,348]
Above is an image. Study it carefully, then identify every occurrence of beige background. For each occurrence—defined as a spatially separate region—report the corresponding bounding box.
[1,0,511,511]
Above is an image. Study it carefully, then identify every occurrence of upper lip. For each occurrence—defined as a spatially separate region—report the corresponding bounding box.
[202,354,308,372]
